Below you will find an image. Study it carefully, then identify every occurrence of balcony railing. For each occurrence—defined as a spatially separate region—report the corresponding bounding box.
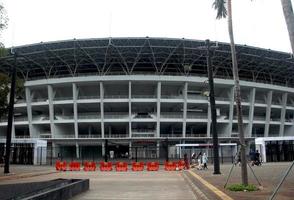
[186,133,207,137]
[104,113,129,119]
[55,115,74,120]
[78,135,102,138]
[78,113,100,119]
[161,95,183,99]
[32,98,48,103]
[160,134,182,138]
[186,114,208,119]
[78,95,100,99]
[132,95,156,98]
[104,134,128,138]
[132,129,156,134]
[54,97,73,101]
[14,135,30,139]
[160,113,183,118]
[104,95,128,99]
[14,117,28,122]
[32,116,49,121]
[54,135,75,138]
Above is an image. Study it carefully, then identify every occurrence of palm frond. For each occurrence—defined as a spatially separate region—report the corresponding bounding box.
[212,0,227,19]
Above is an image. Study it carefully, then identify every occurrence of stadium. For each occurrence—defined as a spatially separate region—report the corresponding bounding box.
[0,37,294,164]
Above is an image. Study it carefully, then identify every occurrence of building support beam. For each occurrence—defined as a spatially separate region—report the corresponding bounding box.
[25,87,34,138]
[73,83,78,139]
[248,88,256,137]
[100,82,105,138]
[279,93,288,136]
[264,91,273,137]
[129,81,132,138]
[48,85,55,137]
[228,86,235,137]
[157,82,161,138]
[182,82,188,137]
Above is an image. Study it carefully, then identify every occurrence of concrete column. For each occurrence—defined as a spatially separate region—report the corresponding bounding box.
[12,120,15,138]
[228,86,235,137]
[156,82,161,138]
[102,141,105,157]
[182,82,188,137]
[48,85,55,137]
[279,93,288,136]
[129,141,132,158]
[264,91,273,137]
[76,143,79,159]
[129,81,132,138]
[157,141,160,158]
[248,88,256,137]
[73,83,78,138]
[100,82,105,138]
[25,87,34,138]
[207,103,211,137]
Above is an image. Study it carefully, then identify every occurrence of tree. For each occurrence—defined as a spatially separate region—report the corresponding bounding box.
[212,0,248,185]
[281,0,294,54]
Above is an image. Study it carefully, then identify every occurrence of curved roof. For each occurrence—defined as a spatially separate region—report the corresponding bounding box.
[0,37,293,86]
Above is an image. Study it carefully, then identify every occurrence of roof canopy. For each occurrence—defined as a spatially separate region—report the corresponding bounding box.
[0,37,293,86]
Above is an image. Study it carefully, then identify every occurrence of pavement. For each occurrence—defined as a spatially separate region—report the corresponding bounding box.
[0,162,293,200]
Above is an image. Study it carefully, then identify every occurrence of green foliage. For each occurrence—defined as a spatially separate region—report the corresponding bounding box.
[0,4,8,31]
[212,0,228,19]
[226,184,258,192]
[0,73,24,119]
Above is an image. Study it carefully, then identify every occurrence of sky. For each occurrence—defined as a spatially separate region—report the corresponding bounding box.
[0,0,293,53]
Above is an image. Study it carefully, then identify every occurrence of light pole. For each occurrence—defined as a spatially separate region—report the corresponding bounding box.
[4,53,17,174]
[205,39,221,174]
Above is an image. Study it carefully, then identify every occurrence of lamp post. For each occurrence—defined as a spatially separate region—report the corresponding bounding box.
[205,39,221,174]
[4,53,17,174]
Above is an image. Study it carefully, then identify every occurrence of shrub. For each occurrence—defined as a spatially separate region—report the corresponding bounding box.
[226,184,258,192]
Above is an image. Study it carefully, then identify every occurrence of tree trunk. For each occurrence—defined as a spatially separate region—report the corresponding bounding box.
[227,0,248,185]
[281,0,294,54]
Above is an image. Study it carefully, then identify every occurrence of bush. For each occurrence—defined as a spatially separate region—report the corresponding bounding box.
[226,184,258,192]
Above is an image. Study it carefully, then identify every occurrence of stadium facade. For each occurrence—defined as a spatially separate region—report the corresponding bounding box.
[0,37,294,163]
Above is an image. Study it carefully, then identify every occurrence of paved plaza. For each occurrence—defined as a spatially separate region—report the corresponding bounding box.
[0,162,293,200]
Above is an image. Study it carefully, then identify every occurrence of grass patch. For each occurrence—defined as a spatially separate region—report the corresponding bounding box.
[226,184,258,192]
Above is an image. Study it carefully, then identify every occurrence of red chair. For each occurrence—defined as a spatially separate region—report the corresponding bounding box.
[69,161,80,171]
[146,162,159,171]
[116,162,128,171]
[177,160,185,170]
[132,162,144,171]
[100,161,113,171]
[164,161,177,171]
[55,161,67,171]
[83,161,96,171]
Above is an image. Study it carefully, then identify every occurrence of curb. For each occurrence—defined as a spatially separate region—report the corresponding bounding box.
[188,170,233,200]
[0,170,58,181]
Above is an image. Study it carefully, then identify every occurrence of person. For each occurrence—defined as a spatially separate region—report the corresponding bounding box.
[249,149,256,166]
[235,151,241,166]
[191,153,197,168]
[253,150,261,166]
[184,153,189,169]
[202,153,208,170]
[196,152,202,170]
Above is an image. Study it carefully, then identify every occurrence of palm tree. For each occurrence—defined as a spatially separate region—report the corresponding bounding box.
[281,0,294,54]
[212,0,248,185]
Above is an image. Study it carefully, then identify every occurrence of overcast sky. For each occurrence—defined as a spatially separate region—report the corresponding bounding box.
[0,0,293,53]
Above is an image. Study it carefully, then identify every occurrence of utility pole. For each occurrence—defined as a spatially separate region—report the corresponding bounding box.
[205,40,221,174]
[4,53,17,174]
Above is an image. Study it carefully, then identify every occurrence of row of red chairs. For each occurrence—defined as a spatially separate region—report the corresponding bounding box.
[56,160,187,171]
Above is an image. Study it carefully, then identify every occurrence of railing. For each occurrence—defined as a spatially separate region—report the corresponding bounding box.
[186,114,208,119]
[14,135,30,139]
[253,116,266,121]
[160,113,183,118]
[78,95,100,99]
[14,117,28,122]
[15,99,26,103]
[54,135,75,138]
[186,133,207,137]
[132,95,156,98]
[54,97,73,101]
[132,134,155,138]
[78,113,100,119]
[187,95,208,100]
[161,95,183,99]
[32,98,48,103]
[132,129,156,134]
[270,118,281,122]
[133,113,155,119]
[255,99,266,104]
[104,95,128,99]
[104,113,129,119]
[40,134,52,139]
[160,134,182,138]
[32,116,49,121]
[55,115,74,120]
[78,135,102,138]
[104,134,128,138]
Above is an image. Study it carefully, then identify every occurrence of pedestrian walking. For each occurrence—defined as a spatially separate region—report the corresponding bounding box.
[184,153,190,169]
[202,153,208,170]
[196,152,202,170]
